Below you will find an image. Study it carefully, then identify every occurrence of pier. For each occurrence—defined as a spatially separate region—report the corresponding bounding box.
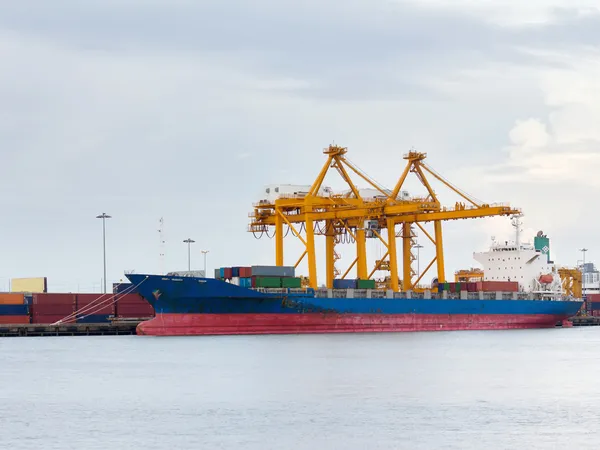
[0,320,142,337]
[566,316,600,327]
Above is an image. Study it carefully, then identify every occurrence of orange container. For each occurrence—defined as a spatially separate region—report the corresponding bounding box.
[0,293,25,305]
[0,315,30,324]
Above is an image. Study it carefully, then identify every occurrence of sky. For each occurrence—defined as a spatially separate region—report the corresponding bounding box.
[1,0,599,292]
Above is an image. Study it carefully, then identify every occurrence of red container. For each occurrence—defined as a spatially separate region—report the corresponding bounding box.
[117,293,148,304]
[0,315,30,324]
[116,293,154,317]
[224,267,233,279]
[239,267,252,277]
[30,304,75,315]
[76,294,115,315]
[466,282,478,292]
[31,314,76,324]
[587,294,600,303]
[479,281,519,292]
[33,293,76,305]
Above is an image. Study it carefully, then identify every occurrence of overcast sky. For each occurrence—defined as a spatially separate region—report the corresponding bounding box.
[1,0,599,292]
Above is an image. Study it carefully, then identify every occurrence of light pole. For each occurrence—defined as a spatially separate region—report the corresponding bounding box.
[580,248,588,296]
[414,243,423,282]
[96,213,111,294]
[183,238,195,270]
[201,250,209,277]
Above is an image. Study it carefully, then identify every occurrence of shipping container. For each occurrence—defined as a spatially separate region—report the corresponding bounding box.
[253,276,282,288]
[591,303,600,311]
[214,268,221,279]
[224,267,233,279]
[476,281,519,292]
[466,282,478,292]
[0,304,29,315]
[239,277,252,288]
[333,279,357,289]
[76,314,112,324]
[32,293,76,305]
[231,277,240,286]
[76,294,115,315]
[115,293,154,317]
[32,314,75,324]
[0,293,25,305]
[357,279,376,289]
[219,267,225,278]
[251,265,295,277]
[11,277,47,293]
[239,267,252,277]
[116,293,148,304]
[282,277,302,288]
[30,304,73,315]
[232,267,240,277]
[0,315,30,324]
[586,293,600,303]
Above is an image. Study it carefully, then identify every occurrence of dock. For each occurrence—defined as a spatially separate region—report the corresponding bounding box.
[566,316,600,327]
[0,320,143,337]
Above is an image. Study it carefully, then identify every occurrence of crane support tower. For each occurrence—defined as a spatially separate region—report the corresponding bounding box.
[249,144,521,291]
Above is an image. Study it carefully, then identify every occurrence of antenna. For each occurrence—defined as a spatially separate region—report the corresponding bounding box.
[158,217,166,274]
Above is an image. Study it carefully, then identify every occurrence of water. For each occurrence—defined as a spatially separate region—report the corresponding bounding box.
[1,328,599,449]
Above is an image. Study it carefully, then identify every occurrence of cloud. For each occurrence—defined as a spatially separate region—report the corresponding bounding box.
[1,0,599,288]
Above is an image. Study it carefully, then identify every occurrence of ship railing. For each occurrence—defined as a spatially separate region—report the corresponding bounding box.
[353,289,367,298]
[371,290,387,298]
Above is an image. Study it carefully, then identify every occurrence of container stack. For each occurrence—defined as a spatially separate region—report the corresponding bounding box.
[333,279,376,289]
[31,293,76,324]
[75,293,116,324]
[215,265,302,288]
[437,281,519,293]
[115,293,155,319]
[586,294,600,316]
[0,293,30,324]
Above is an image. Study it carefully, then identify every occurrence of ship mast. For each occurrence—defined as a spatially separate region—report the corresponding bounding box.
[511,214,523,250]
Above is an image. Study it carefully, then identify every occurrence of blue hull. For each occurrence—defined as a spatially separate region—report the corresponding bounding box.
[126,274,583,318]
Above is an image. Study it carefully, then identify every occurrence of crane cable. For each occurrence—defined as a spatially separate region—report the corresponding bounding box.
[51,277,148,325]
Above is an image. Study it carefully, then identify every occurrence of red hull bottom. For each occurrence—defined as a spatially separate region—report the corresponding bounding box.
[136,313,566,336]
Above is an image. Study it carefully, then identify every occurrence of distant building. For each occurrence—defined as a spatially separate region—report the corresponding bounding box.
[581,262,600,295]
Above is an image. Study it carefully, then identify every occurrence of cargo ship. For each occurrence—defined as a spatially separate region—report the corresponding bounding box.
[126,220,583,336]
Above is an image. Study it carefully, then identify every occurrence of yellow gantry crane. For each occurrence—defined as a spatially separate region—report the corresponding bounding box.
[249,144,521,291]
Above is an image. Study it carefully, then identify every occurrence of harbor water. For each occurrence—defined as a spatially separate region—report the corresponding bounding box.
[1,328,599,449]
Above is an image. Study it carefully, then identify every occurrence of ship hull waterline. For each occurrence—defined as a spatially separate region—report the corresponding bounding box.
[136,312,568,336]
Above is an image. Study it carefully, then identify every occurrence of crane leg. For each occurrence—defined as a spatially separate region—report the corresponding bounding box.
[306,215,318,289]
[434,220,445,283]
[326,220,335,289]
[275,211,284,266]
[356,226,367,280]
[387,218,399,292]
[402,222,412,290]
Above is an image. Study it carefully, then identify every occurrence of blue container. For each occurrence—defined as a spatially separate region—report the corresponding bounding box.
[241,277,253,288]
[0,304,29,315]
[219,267,225,278]
[333,279,357,289]
[76,314,111,324]
[232,267,240,277]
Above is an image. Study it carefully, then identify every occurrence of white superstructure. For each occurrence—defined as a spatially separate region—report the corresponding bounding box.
[473,215,563,298]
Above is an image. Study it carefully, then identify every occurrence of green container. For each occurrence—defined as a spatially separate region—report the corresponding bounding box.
[254,276,282,288]
[282,277,302,288]
[357,279,376,289]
